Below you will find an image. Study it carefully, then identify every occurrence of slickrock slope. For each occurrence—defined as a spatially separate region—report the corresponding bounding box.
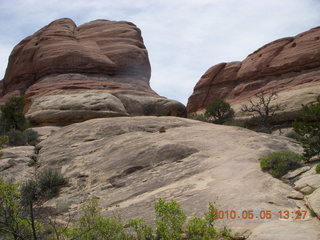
[2,117,319,239]
[187,27,320,120]
[0,18,185,125]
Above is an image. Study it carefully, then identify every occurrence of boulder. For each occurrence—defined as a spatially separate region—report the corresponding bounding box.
[187,27,320,123]
[0,18,186,125]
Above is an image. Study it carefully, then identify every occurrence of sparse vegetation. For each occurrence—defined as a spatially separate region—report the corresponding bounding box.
[0,135,8,158]
[155,198,187,239]
[293,96,320,160]
[0,96,39,147]
[260,151,303,178]
[0,96,28,132]
[37,168,67,199]
[192,113,210,123]
[0,178,34,239]
[285,130,304,142]
[316,164,320,174]
[0,180,236,240]
[6,127,39,146]
[64,198,128,239]
[309,208,317,218]
[241,90,281,132]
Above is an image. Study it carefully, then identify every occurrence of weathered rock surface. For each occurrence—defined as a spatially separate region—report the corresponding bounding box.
[282,166,311,180]
[294,175,320,190]
[305,188,320,218]
[187,27,320,121]
[0,18,185,125]
[2,116,319,239]
[0,146,35,183]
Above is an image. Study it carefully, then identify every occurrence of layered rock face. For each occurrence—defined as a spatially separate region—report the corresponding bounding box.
[0,18,185,125]
[187,27,320,119]
[2,117,320,239]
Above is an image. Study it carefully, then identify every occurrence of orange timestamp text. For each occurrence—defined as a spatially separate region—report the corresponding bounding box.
[212,210,308,220]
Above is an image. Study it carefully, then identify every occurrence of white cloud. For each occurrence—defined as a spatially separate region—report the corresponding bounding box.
[0,0,319,104]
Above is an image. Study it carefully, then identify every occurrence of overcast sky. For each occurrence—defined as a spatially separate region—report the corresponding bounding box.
[0,0,319,104]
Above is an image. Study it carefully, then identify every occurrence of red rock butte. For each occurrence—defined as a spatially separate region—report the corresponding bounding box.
[187,26,320,119]
[0,18,186,125]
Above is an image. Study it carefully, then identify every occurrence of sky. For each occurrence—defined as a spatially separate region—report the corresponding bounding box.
[0,0,320,105]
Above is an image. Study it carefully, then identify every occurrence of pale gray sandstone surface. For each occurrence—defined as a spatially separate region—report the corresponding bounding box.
[1,116,319,239]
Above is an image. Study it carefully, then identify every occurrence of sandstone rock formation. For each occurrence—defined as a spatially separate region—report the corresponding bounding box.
[0,18,185,125]
[1,116,320,239]
[187,27,320,122]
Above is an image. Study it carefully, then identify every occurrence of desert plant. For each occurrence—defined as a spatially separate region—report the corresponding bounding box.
[37,168,67,199]
[0,178,33,240]
[155,198,187,240]
[7,129,27,146]
[205,99,235,124]
[128,219,154,240]
[20,180,39,240]
[186,202,233,239]
[0,135,8,158]
[192,113,210,123]
[0,96,28,132]
[260,151,303,178]
[24,129,39,146]
[6,129,39,146]
[241,90,281,131]
[285,130,304,142]
[64,198,128,240]
[187,216,212,239]
[28,154,38,167]
[293,96,320,160]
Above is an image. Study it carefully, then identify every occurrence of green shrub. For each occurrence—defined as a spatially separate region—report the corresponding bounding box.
[24,129,39,146]
[285,130,304,142]
[37,168,67,198]
[2,181,237,240]
[293,96,320,160]
[316,164,320,174]
[64,199,128,240]
[155,198,187,240]
[260,151,303,178]
[192,113,210,123]
[28,154,38,167]
[0,96,28,132]
[310,208,317,217]
[205,99,235,124]
[187,216,215,239]
[0,178,33,239]
[7,129,27,146]
[20,180,38,206]
[7,129,39,146]
[128,219,154,240]
[0,135,8,158]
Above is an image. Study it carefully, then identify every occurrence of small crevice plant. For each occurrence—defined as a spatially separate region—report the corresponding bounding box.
[260,151,303,178]
[293,96,320,161]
